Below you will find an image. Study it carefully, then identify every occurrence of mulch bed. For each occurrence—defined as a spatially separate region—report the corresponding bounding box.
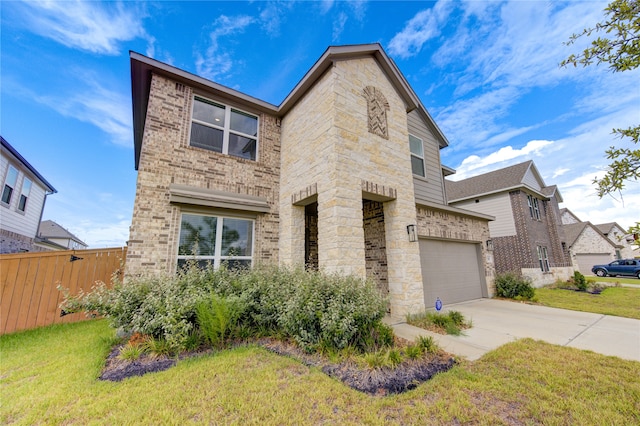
[99,338,456,396]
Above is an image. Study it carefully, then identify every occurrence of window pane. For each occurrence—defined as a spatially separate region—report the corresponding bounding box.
[409,135,423,156]
[21,179,32,195]
[220,259,252,271]
[228,134,256,160]
[177,258,215,271]
[1,185,12,204]
[18,195,27,212]
[193,97,225,126]
[230,109,257,136]
[190,122,223,152]
[5,166,18,187]
[221,218,252,256]
[411,155,425,177]
[179,214,217,256]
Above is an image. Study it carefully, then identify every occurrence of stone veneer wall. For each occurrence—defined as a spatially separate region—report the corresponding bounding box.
[415,205,495,296]
[125,74,281,276]
[570,226,616,266]
[279,57,425,316]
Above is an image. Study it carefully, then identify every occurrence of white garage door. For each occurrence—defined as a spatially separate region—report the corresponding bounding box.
[576,253,612,275]
[419,239,485,309]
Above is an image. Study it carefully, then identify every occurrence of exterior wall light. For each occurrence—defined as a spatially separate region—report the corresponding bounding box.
[407,224,417,242]
[486,239,494,251]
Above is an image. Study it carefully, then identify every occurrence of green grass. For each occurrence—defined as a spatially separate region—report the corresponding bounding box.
[536,286,640,319]
[586,276,640,285]
[3,319,639,424]
[406,310,471,335]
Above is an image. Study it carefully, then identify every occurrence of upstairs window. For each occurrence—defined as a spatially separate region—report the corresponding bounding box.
[190,96,258,161]
[2,165,18,205]
[409,134,425,177]
[17,178,32,212]
[527,194,540,220]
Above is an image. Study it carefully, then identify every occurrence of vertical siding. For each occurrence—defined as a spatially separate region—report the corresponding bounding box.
[450,193,517,237]
[408,110,446,204]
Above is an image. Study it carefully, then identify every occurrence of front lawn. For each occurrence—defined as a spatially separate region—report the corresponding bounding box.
[2,320,639,425]
[536,286,640,319]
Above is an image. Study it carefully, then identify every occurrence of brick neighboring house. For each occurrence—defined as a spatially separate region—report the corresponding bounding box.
[1,136,57,253]
[126,44,495,316]
[446,160,573,287]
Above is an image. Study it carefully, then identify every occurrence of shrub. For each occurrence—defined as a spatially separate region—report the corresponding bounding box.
[195,294,246,347]
[495,273,535,300]
[417,335,438,354]
[573,271,588,292]
[404,344,424,359]
[118,342,146,361]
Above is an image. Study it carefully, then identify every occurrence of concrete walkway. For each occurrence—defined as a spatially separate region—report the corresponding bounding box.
[385,299,640,362]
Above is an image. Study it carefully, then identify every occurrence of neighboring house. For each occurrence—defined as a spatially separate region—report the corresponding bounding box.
[36,220,88,251]
[561,221,618,274]
[446,160,573,287]
[0,136,57,254]
[594,222,636,259]
[126,44,496,316]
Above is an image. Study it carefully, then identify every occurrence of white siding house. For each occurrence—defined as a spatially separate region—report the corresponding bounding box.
[1,137,57,253]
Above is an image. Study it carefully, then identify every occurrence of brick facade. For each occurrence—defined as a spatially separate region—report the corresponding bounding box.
[416,205,495,295]
[126,74,281,276]
[363,200,388,297]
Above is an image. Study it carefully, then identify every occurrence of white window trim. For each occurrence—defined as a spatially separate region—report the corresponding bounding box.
[537,246,550,272]
[2,165,19,207]
[409,133,426,178]
[176,212,255,269]
[17,177,32,213]
[189,95,259,160]
[527,195,541,220]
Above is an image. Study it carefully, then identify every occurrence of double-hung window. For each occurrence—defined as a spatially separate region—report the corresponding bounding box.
[527,195,540,220]
[190,96,258,161]
[2,165,18,206]
[409,134,425,177]
[177,212,254,270]
[537,246,550,272]
[17,178,31,212]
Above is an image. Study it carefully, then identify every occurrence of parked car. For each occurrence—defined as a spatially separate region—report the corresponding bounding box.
[591,259,640,279]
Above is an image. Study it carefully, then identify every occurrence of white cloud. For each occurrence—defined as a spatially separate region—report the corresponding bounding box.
[553,168,570,178]
[387,0,452,59]
[11,0,152,55]
[195,15,255,81]
[333,12,348,41]
[451,140,554,180]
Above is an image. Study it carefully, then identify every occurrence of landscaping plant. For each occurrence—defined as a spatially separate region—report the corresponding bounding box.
[494,272,536,300]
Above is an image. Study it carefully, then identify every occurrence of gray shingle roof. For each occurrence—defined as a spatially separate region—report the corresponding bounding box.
[561,222,588,247]
[446,160,535,202]
[38,220,86,245]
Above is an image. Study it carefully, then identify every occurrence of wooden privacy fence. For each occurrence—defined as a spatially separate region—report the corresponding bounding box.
[0,247,126,335]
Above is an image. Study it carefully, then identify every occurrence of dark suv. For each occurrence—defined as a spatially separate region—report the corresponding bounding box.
[591,259,640,279]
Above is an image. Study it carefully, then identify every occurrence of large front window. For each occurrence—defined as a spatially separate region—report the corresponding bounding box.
[409,134,425,177]
[177,213,253,270]
[190,96,258,161]
[17,178,31,212]
[527,195,540,220]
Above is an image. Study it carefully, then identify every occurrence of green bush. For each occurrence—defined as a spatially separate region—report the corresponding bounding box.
[406,310,469,335]
[495,273,535,300]
[59,264,389,355]
[196,294,246,347]
[573,271,588,291]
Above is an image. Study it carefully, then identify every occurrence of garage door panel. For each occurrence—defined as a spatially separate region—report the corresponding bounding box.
[419,239,484,308]
[576,254,612,275]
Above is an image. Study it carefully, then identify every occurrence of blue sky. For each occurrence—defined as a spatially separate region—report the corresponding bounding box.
[2,0,638,247]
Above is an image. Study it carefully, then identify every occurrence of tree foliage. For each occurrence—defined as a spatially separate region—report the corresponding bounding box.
[561,0,640,245]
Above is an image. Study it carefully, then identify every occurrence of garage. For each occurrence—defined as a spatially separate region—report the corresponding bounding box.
[419,239,486,309]
[575,253,613,275]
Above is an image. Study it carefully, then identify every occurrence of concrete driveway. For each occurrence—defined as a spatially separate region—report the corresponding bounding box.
[387,299,640,361]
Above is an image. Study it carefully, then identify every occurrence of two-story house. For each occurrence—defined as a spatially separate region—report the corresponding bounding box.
[35,220,88,251]
[126,44,495,316]
[1,137,57,254]
[446,160,573,286]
